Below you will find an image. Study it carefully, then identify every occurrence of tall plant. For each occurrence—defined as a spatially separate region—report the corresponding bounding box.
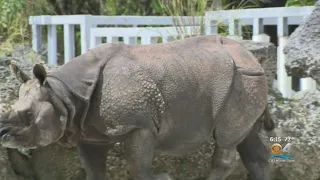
[0,0,26,44]
[151,0,260,39]
[104,0,156,15]
[0,0,53,46]
[285,0,317,7]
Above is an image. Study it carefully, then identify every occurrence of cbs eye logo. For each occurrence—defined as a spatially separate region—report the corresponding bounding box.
[271,143,282,155]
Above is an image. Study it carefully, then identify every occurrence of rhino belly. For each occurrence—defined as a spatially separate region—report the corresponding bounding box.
[154,98,214,155]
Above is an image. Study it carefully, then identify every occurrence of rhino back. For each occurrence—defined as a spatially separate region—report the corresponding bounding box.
[95,36,235,153]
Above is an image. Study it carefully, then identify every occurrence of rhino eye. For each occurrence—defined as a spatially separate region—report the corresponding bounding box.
[26,111,33,120]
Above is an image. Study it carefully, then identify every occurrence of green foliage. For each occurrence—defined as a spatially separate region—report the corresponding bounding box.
[104,0,157,15]
[0,0,26,43]
[285,0,317,7]
[150,0,260,38]
[0,0,25,28]
[0,0,53,46]
[221,0,260,10]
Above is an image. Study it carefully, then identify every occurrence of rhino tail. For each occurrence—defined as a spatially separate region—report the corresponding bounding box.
[261,105,275,132]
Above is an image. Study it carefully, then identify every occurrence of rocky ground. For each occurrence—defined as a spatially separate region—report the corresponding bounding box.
[0,41,319,180]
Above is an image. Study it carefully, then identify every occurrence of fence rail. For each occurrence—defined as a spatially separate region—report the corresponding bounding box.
[90,26,201,47]
[29,6,317,97]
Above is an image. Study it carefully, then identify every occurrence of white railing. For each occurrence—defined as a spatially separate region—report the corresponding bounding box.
[29,6,317,98]
[29,15,202,64]
[205,6,317,98]
[90,26,201,47]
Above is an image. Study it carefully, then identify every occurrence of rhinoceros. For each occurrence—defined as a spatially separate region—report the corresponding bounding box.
[0,35,274,180]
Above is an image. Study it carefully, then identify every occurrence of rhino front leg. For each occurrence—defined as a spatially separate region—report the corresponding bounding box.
[77,141,111,180]
[124,128,174,180]
[207,145,237,180]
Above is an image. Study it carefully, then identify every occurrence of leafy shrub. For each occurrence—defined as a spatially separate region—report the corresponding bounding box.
[285,0,317,7]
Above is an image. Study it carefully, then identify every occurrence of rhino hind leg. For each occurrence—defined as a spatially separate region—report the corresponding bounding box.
[207,71,269,180]
[77,141,112,180]
[124,128,174,180]
[206,145,238,180]
[236,126,271,180]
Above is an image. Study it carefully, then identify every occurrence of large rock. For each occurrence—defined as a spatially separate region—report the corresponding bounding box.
[283,1,320,83]
[267,89,320,180]
[241,40,276,88]
[0,41,317,180]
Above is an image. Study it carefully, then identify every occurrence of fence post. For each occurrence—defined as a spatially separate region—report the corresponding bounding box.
[227,18,243,41]
[141,36,150,45]
[80,15,93,54]
[96,37,103,46]
[47,25,58,65]
[63,24,75,63]
[300,78,317,90]
[89,32,102,49]
[130,25,138,44]
[277,17,292,98]
[124,36,138,45]
[205,13,218,35]
[31,24,42,53]
[151,37,159,44]
[252,18,270,42]
[162,36,175,43]
[237,20,242,37]
[107,36,119,43]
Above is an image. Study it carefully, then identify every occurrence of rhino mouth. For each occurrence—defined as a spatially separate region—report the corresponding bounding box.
[1,132,24,145]
[0,127,12,137]
[0,125,37,149]
[0,127,24,140]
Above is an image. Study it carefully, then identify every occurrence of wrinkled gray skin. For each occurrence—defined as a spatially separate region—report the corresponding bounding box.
[0,35,274,180]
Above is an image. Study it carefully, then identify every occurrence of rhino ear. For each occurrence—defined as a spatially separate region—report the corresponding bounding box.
[10,61,31,83]
[33,64,47,85]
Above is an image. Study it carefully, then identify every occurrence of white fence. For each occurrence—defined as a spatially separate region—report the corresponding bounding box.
[90,26,201,47]
[29,6,317,98]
